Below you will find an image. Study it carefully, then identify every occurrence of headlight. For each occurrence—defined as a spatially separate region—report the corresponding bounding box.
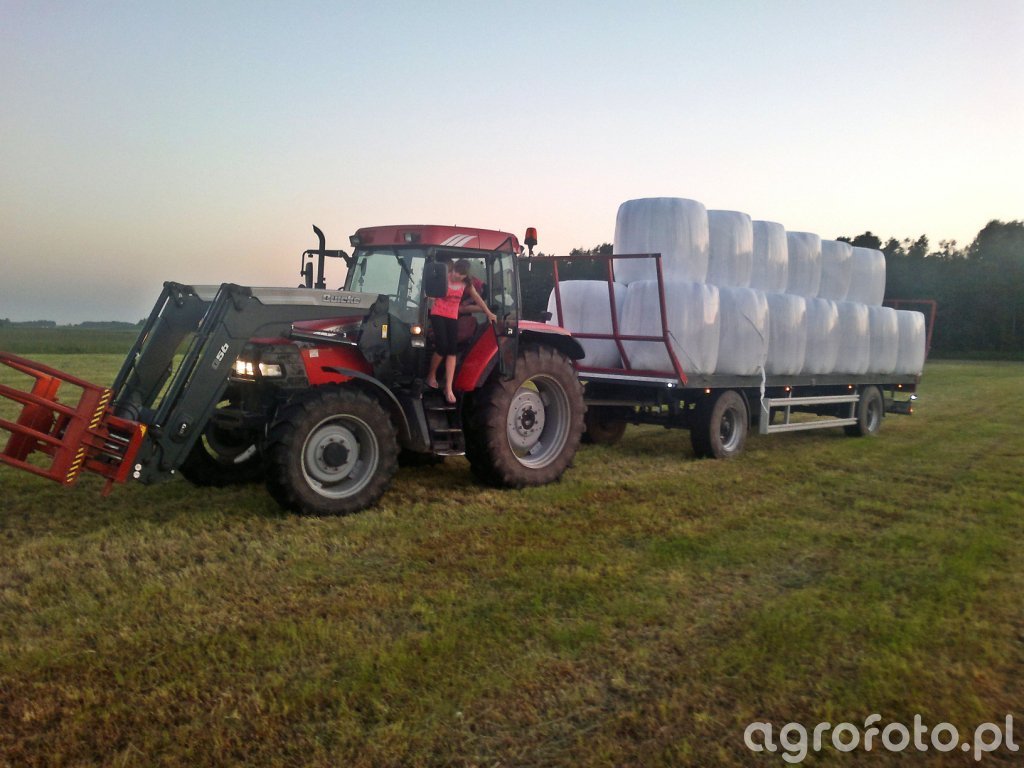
[233,360,255,377]
[258,363,284,377]
[232,360,284,378]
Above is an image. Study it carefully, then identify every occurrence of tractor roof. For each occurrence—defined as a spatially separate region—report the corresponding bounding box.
[351,225,520,253]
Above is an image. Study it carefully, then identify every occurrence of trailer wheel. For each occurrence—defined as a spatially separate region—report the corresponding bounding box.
[265,388,398,515]
[582,407,629,446]
[844,385,884,437]
[465,345,584,487]
[179,399,262,487]
[691,390,748,459]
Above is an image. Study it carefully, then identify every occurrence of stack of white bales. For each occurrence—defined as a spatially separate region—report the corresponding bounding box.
[548,197,926,377]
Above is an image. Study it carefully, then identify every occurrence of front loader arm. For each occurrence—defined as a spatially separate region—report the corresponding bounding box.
[122,283,383,481]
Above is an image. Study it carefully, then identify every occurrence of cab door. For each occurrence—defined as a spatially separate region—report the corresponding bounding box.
[487,249,519,379]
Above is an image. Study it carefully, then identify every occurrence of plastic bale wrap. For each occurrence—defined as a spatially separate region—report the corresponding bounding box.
[868,305,899,374]
[846,247,886,305]
[785,231,822,298]
[545,281,626,369]
[818,240,853,301]
[619,280,720,375]
[751,220,788,293]
[765,293,807,375]
[707,210,754,288]
[716,287,769,375]
[803,298,840,374]
[895,310,927,375]
[835,301,870,374]
[613,198,709,284]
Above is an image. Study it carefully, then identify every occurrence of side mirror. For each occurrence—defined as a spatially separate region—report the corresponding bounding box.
[423,262,448,298]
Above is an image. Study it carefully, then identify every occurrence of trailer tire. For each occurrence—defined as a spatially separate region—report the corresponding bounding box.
[690,390,748,459]
[582,407,629,446]
[265,387,398,515]
[844,385,884,437]
[465,345,584,488]
[179,399,262,487]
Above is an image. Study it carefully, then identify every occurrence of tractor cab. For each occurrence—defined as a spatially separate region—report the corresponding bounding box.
[312,225,523,384]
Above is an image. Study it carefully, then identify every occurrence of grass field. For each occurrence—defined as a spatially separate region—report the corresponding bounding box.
[1,354,1021,766]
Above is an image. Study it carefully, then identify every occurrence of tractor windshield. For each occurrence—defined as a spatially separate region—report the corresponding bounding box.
[345,248,426,322]
[344,246,519,326]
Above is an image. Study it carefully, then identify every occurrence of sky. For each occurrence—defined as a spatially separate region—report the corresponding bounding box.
[1,0,1021,323]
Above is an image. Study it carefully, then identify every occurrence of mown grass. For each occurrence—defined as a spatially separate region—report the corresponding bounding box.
[0,357,1021,766]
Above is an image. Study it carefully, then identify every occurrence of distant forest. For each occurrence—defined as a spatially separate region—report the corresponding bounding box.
[0,319,143,330]
[520,219,1024,357]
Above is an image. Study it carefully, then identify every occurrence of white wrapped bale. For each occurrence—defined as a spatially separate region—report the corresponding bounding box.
[716,287,769,375]
[707,210,753,288]
[895,310,927,375]
[785,232,822,297]
[835,302,870,374]
[751,220,788,293]
[613,198,710,284]
[765,293,807,375]
[803,298,840,374]
[846,247,887,305]
[545,281,626,369]
[620,280,719,375]
[818,240,853,301]
[868,305,899,374]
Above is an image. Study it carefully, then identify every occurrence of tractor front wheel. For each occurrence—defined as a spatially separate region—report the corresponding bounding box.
[179,399,262,487]
[265,388,398,515]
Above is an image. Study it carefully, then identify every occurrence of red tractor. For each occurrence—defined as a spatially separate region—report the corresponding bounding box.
[0,224,586,515]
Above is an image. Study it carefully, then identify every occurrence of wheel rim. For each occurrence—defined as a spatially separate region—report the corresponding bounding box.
[506,374,570,468]
[718,406,742,452]
[301,414,379,499]
[204,400,257,465]
[865,392,882,432]
[203,426,257,466]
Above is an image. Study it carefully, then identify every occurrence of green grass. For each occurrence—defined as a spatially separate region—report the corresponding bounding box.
[0,327,139,355]
[1,358,1021,766]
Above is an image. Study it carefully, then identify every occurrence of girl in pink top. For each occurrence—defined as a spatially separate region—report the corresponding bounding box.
[426,258,495,403]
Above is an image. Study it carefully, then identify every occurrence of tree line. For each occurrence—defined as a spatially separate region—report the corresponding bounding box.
[519,220,1023,357]
[841,220,1023,356]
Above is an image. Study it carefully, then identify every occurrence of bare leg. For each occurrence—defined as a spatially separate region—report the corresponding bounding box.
[443,355,457,403]
[426,353,441,388]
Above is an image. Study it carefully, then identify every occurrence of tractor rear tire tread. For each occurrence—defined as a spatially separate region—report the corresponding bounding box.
[464,344,585,488]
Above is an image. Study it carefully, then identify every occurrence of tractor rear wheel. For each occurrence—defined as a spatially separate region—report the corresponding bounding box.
[465,345,585,488]
[265,387,398,515]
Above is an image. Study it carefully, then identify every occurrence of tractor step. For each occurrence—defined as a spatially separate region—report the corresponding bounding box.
[0,352,148,492]
[422,390,465,454]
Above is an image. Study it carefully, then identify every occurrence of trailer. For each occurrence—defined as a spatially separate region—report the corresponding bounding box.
[537,251,919,458]
[0,224,921,515]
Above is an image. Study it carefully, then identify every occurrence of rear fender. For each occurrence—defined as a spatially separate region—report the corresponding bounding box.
[519,323,585,361]
[454,323,585,392]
